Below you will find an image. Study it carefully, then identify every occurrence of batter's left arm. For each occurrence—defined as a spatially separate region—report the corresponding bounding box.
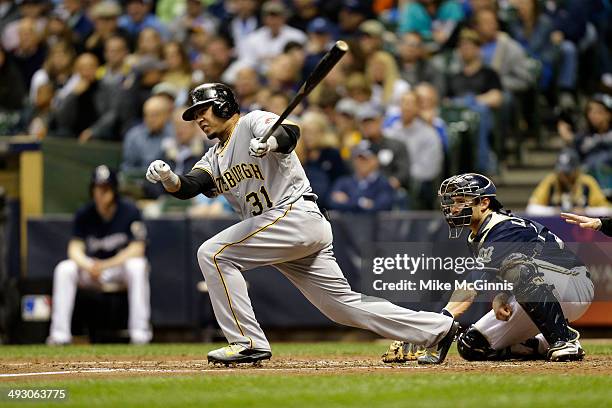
[146,160,217,199]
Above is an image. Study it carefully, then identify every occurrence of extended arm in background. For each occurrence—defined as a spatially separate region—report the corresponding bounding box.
[561,213,612,237]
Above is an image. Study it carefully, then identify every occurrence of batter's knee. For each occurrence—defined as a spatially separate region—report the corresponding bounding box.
[457,326,500,361]
[54,259,79,281]
[197,240,222,272]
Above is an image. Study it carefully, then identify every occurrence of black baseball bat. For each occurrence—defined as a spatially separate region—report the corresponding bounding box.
[260,40,349,143]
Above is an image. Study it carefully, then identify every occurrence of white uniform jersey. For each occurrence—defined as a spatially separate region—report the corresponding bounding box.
[192,110,312,219]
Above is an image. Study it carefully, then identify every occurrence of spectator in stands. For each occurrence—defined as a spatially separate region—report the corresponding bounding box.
[398,0,465,48]
[299,110,347,207]
[415,82,449,153]
[48,165,151,345]
[51,53,116,142]
[20,82,53,138]
[1,0,47,52]
[328,140,394,212]
[266,53,301,94]
[356,103,412,191]
[98,35,130,89]
[116,56,167,136]
[8,17,47,90]
[119,0,169,43]
[234,65,262,112]
[162,41,192,91]
[345,72,373,104]
[446,28,503,173]
[62,0,94,46]
[366,51,410,112]
[206,36,243,85]
[44,9,75,49]
[397,31,445,94]
[333,98,361,161]
[357,19,385,60]
[385,90,443,209]
[134,26,164,61]
[0,0,20,37]
[121,95,174,173]
[84,1,127,64]
[303,17,335,79]
[307,59,347,108]
[238,1,306,73]
[29,40,74,105]
[559,94,612,184]
[526,149,610,216]
[163,107,204,176]
[219,0,259,54]
[507,0,578,104]
[475,9,533,93]
[0,44,26,112]
[287,0,321,32]
[338,0,370,38]
[169,0,219,44]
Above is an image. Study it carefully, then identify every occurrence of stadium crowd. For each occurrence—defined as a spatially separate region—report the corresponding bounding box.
[0,0,610,212]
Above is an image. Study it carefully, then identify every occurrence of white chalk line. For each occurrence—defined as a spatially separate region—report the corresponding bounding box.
[0,365,426,378]
[0,361,530,378]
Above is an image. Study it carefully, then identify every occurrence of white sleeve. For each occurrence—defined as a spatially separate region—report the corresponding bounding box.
[245,110,281,139]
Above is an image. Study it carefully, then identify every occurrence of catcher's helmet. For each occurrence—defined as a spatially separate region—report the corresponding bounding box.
[438,173,501,238]
[182,83,240,121]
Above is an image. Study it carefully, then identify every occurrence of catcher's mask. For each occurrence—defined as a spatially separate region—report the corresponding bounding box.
[438,173,499,239]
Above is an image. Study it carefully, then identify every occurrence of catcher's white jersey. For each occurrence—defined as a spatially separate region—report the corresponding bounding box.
[192,110,312,219]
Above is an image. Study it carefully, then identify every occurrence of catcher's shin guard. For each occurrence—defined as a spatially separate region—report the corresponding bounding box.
[504,255,572,347]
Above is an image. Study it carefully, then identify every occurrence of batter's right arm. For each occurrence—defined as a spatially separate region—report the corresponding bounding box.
[146,160,216,199]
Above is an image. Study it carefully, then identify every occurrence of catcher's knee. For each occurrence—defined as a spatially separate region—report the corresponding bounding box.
[456,326,498,361]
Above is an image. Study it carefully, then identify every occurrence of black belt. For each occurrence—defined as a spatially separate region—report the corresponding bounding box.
[302,195,330,221]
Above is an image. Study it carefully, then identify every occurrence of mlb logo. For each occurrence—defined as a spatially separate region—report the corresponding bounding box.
[22,295,51,322]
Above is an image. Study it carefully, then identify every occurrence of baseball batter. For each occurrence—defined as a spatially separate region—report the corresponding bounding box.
[146,83,458,365]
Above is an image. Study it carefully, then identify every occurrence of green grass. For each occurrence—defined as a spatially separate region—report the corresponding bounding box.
[1,341,611,408]
[1,340,611,360]
[1,373,611,408]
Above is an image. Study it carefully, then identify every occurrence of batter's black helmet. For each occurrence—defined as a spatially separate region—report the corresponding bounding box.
[438,173,502,238]
[182,83,240,121]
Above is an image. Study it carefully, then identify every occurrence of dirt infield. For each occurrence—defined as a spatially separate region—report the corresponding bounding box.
[2,353,611,382]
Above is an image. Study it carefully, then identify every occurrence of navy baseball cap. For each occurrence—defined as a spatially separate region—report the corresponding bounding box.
[307,17,334,34]
[352,140,379,158]
[555,149,580,174]
[356,103,383,121]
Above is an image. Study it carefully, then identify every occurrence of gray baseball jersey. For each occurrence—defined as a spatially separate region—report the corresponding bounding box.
[191,109,453,352]
[192,110,312,219]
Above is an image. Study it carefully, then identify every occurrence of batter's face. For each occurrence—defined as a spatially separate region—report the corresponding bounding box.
[193,105,228,140]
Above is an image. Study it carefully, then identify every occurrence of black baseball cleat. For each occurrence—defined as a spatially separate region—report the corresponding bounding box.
[547,327,585,362]
[417,322,460,365]
[207,343,272,365]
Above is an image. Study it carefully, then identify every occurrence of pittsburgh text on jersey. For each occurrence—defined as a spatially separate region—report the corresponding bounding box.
[215,162,265,192]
